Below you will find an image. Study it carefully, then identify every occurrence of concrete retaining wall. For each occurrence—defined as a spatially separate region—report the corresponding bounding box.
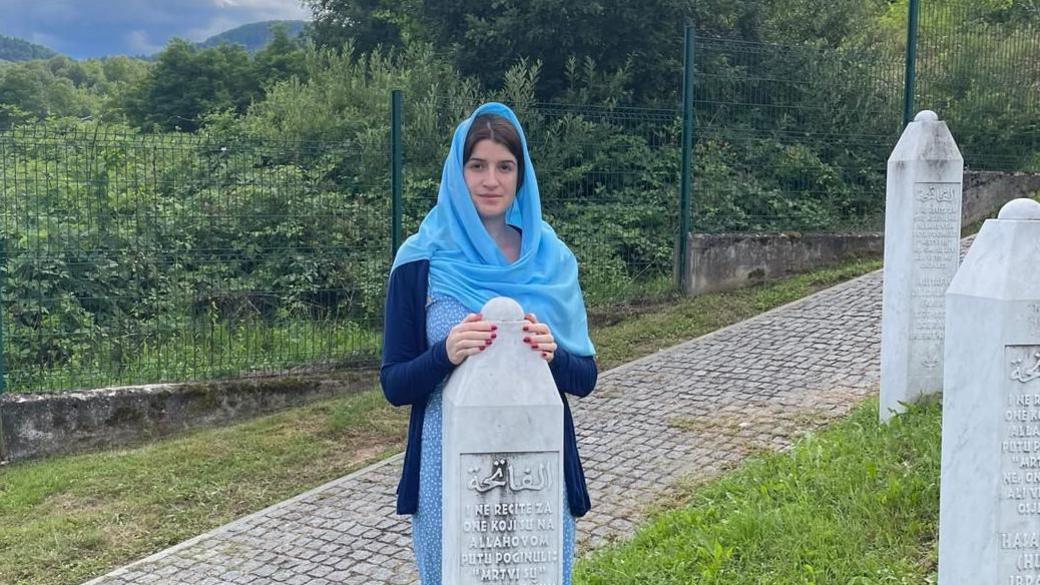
[962,171,1040,225]
[682,232,884,295]
[681,171,1040,296]
[0,370,374,462]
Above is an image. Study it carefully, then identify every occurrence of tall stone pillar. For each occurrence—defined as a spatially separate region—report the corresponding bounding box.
[880,110,964,422]
[938,198,1040,584]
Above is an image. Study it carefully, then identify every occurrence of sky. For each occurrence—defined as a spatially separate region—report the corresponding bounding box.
[0,0,312,59]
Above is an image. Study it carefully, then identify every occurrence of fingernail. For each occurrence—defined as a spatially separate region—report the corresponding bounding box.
[522,337,530,343]
[522,326,529,331]
[485,339,492,345]
[531,343,539,348]
[491,333,497,339]
[479,346,485,351]
[542,352,548,358]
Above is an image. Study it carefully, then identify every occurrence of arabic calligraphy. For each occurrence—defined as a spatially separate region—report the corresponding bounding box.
[1012,352,1040,384]
[916,184,955,204]
[468,458,551,493]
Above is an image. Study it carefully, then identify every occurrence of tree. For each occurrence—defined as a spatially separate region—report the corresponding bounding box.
[253,25,307,87]
[303,0,421,55]
[302,0,763,104]
[122,39,260,132]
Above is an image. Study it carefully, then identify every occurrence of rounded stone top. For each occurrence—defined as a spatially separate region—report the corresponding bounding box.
[481,296,525,321]
[998,198,1040,220]
[914,110,939,122]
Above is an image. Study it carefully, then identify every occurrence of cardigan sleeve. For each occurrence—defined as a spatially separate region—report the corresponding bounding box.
[379,263,457,407]
[549,346,598,398]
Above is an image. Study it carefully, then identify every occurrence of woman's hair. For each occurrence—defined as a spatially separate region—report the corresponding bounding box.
[463,114,525,189]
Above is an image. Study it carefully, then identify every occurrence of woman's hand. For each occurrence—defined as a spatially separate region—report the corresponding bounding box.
[445,313,497,365]
[523,313,556,362]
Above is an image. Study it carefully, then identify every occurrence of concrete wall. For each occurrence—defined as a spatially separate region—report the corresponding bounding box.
[0,370,374,462]
[962,171,1040,225]
[681,171,1040,296]
[683,232,884,296]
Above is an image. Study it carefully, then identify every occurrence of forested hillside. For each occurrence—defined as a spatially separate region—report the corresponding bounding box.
[198,20,307,52]
[0,34,58,61]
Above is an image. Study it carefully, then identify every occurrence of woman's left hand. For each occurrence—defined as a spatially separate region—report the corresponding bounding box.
[523,313,556,362]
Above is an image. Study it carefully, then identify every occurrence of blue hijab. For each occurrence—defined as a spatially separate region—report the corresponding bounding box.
[392,102,595,357]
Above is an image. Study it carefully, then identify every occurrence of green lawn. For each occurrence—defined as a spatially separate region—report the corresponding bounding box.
[575,398,941,584]
[0,255,882,585]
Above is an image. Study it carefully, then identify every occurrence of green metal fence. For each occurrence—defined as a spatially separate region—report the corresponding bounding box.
[0,125,389,393]
[916,2,1040,171]
[689,34,905,234]
[0,101,681,394]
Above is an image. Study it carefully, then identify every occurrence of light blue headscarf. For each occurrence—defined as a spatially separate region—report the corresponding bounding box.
[392,102,595,357]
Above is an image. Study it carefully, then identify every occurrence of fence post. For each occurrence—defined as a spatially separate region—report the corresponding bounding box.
[390,89,404,261]
[0,202,5,399]
[902,0,921,129]
[0,236,6,461]
[678,25,696,293]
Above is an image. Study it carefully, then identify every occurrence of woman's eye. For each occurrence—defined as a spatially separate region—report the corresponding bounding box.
[499,164,515,172]
[468,162,484,170]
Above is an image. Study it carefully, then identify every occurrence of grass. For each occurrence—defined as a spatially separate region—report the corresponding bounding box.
[0,391,408,585]
[0,254,882,585]
[574,397,942,584]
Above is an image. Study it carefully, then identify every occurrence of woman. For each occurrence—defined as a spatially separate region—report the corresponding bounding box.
[380,102,598,584]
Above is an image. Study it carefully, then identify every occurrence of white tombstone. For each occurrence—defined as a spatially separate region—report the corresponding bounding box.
[442,297,565,585]
[938,198,1040,584]
[880,110,964,422]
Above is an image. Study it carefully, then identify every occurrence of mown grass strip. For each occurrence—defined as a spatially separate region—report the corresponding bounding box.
[0,255,882,585]
[574,398,942,584]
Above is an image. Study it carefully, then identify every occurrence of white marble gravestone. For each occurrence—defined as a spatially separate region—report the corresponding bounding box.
[442,297,565,585]
[880,110,964,422]
[938,198,1040,585]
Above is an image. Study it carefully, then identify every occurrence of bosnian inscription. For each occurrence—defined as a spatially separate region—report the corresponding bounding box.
[459,452,560,585]
[909,182,960,347]
[1001,346,1040,584]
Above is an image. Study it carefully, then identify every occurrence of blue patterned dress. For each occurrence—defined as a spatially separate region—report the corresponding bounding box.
[411,292,577,584]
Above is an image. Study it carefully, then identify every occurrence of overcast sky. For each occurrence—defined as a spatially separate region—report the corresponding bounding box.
[0,0,312,59]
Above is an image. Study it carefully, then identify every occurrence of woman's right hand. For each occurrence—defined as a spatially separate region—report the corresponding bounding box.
[445,313,498,365]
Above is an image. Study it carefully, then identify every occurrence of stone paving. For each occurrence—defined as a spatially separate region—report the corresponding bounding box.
[83,267,888,585]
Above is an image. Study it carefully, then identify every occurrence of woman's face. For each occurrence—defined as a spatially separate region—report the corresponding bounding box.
[464,139,518,222]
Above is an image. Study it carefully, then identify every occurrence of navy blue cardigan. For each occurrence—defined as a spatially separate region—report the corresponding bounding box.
[380,259,598,517]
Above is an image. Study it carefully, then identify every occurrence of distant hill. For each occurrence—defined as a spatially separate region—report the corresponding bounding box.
[0,34,59,61]
[198,20,307,53]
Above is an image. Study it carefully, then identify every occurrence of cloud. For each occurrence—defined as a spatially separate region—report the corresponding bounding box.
[184,16,240,42]
[125,30,164,55]
[209,0,311,20]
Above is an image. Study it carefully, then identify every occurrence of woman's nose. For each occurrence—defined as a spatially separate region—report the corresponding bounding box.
[483,169,500,187]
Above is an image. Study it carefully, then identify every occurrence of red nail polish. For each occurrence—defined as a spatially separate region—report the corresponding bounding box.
[542,352,548,358]
[479,346,485,351]
[531,343,539,348]
[491,325,498,331]
[485,339,492,345]
[491,333,497,339]
[523,337,530,343]
[522,326,529,331]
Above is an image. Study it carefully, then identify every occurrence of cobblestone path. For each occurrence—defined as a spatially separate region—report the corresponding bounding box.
[84,268,886,585]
